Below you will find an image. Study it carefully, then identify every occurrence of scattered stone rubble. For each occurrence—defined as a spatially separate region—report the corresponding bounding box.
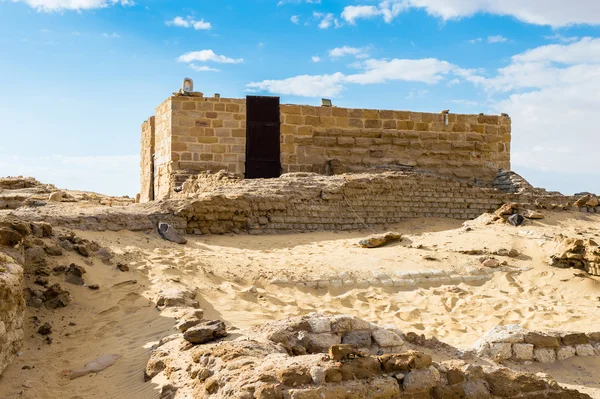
[472,325,600,364]
[359,232,402,248]
[547,234,600,276]
[147,313,591,398]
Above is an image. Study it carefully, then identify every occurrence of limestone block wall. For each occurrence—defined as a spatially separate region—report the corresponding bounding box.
[175,171,527,235]
[279,105,511,182]
[140,116,155,203]
[141,95,511,202]
[153,99,174,201]
[170,96,247,177]
[473,325,600,364]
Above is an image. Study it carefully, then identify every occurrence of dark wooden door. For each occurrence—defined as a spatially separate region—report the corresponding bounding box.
[245,96,281,179]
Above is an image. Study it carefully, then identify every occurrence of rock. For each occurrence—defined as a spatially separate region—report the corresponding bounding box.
[0,228,24,247]
[512,343,534,360]
[489,343,512,361]
[562,333,590,346]
[88,284,100,290]
[524,332,561,348]
[576,344,595,356]
[556,346,576,360]
[183,320,227,344]
[495,203,518,216]
[176,319,203,333]
[157,222,187,244]
[327,159,349,175]
[523,210,545,219]
[48,191,63,202]
[574,195,591,208]
[276,365,312,387]
[31,222,52,238]
[534,347,556,363]
[65,264,86,285]
[37,323,52,335]
[371,328,404,347]
[52,265,67,275]
[508,214,524,227]
[44,245,63,257]
[586,197,599,207]
[403,366,440,392]
[59,239,74,252]
[358,232,401,248]
[482,258,500,268]
[508,248,520,258]
[484,368,548,397]
[342,330,371,347]
[75,244,90,257]
[117,263,129,272]
[328,344,360,361]
[43,284,71,308]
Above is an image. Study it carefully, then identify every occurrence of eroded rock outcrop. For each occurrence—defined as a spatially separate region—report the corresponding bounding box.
[548,235,600,276]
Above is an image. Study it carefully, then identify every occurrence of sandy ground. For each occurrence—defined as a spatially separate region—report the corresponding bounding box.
[1,211,600,398]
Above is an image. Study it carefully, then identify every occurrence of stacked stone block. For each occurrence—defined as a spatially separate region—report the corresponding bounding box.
[473,325,600,363]
[278,105,510,181]
[141,95,512,202]
[140,116,155,203]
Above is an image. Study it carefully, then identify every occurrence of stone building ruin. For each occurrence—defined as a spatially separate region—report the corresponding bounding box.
[140,90,511,202]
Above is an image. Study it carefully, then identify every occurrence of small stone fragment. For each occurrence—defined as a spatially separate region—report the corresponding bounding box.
[48,191,63,202]
[37,323,52,335]
[65,263,86,285]
[359,232,401,248]
[158,223,187,245]
[508,214,524,227]
[183,320,227,344]
[117,263,130,272]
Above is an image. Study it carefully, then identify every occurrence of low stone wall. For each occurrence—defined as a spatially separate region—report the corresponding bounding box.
[174,171,577,235]
[148,313,591,398]
[473,325,600,363]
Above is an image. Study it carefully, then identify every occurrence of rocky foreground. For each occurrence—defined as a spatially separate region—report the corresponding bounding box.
[1,176,600,398]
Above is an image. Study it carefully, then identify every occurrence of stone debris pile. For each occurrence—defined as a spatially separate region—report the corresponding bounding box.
[472,325,600,363]
[146,313,591,398]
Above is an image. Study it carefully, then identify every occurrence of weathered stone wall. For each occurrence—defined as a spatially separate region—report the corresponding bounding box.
[473,325,600,364]
[175,171,572,235]
[140,116,155,203]
[153,99,174,201]
[279,105,511,182]
[141,95,511,201]
[0,261,24,376]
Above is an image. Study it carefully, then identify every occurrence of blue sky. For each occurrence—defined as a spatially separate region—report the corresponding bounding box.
[1,0,600,196]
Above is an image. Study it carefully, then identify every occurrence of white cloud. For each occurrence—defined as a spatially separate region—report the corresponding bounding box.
[468,38,482,44]
[473,37,600,176]
[544,33,579,43]
[189,64,220,72]
[166,16,212,30]
[314,12,342,29]
[247,73,346,97]
[340,0,600,27]
[247,57,458,97]
[12,0,133,12]
[342,1,406,24]
[0,154,138,196]
[277,0,320,5]
[406,89,429,99]
[177,50,243,64]
[328,46,369,58]
[311,56,321,63]
[102,32,120,38]
[488,35,508,43]
[291,15,300,24]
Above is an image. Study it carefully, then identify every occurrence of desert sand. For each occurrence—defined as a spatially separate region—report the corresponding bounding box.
[1,210,600,398]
